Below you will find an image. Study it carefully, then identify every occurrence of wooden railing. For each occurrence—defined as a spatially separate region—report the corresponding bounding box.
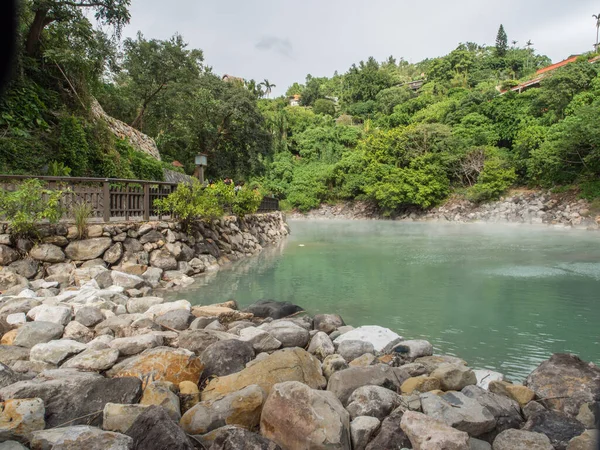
[0,175,279,223]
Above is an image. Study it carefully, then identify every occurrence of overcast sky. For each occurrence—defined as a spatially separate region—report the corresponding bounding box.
[121,0,600,96]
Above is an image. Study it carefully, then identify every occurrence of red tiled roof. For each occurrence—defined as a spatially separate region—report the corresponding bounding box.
[536,55,579,75]
[172,160,184,168]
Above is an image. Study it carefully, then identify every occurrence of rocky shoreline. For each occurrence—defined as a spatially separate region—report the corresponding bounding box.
[289,192,600,230]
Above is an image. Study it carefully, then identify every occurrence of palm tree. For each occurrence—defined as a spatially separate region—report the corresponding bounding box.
[525,40,534,70]
[511,40,518,48]
[260,79,276,98]
[594,14,600,52]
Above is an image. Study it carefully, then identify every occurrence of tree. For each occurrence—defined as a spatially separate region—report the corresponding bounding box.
[121,33,203,130]
[496,25,508,57]
[313,99,336,116]
[25,0,131,57]
[286,82,304,97]
[594,14,600,51]
[261,79,276,98]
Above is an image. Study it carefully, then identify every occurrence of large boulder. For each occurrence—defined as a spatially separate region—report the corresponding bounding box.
[126,297,165,314]
[9,259,39,279]
[109,271,146,290]
[149,249,178,271]
[0,363,24,389]
[109,334,163,356]
[390,340,433,359]
[414,355,467,373]
[337,340,375,362]
[322,354,349,379]
[522,409,586,450]
[65,238,113,261]
[61,348,120,372]
[350,416,380,450]
[346,385,402,420]
[525,353,600,417]
[364,407,411,450]
[30,339,87,365]
[0,371,142,428]
[566,430,599,450]
[13,322,64,348]
[106,347,203,386]
[27,305,71,326]
[102,403,150,433]
[30,244,65,263]
[208,427,282,450]
[259,321,309,348]
[0,398,45,442]
[401,411,470,450]
[431,364,477,391]
[200,339,255,380]
[314,314,345,334]
[307,332,335,360]
[326,365,410,405]
[201,348,326,402]
[238,327,282,353]
[243,300,304,319]
[0,270,28,292]
[139,381,181,421]
[0,346,30,367]
[260,381,351,450]
[103,243,123,265]
[492,429,553,450]
[30,425,133,450]
[420,391,496,437]
[0,245,19,266]
[333,326,402,352]
[180,384,265,434]
[461,385,524,436]
[177,329,224,355]
[489,381,535,407]
[125,405,195,450]
[155,309,191,331]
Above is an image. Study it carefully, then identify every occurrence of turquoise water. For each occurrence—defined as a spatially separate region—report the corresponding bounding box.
[168,220,600,381]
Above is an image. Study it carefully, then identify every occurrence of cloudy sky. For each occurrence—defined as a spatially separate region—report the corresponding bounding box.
[121,0,599,96]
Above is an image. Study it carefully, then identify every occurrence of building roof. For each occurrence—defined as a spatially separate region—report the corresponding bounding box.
[535,55,580,76]
[171,160,184,168]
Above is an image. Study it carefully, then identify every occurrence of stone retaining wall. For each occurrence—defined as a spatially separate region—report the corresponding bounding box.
[0,212,289,296]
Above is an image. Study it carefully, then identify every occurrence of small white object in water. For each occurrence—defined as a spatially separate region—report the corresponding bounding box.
[299,244,305,247]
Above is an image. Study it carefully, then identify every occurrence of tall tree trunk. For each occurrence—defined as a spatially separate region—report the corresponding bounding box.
[26,8,50,57]
[130,105,147,130]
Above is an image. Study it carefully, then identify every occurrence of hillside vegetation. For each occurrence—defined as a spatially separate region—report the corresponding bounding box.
[2,2,599,213]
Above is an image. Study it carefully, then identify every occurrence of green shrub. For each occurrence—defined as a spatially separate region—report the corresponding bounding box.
[580,179,600,201]
[48,161,72,176]
[58,115,89,176]
[0,179,65,238]
[313,99,336,116]
[232,188,263,217]
[467,159,516,203]
[70,201,93,239]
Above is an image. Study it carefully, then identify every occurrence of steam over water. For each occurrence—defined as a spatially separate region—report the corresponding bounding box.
[169,220,600,381]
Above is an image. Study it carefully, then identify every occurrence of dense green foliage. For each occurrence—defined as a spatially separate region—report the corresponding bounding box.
[2,5,600,217]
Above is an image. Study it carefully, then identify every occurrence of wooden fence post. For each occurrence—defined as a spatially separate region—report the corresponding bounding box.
[103,180,110,223]
[143,183,150,221]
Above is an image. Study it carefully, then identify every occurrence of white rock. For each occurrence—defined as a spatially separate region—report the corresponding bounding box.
[126,296,165,314]
[473,369,505,390]
[30,339,87,365]
[333,325,403,352]
[6,313,26,326]
[27,305,72,326]
[144,300,191,319]
[62,347,120,371]
[16,289,37,299]
[239,327,282,352]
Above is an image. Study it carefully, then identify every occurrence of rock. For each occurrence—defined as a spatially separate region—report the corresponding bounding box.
[192,306,253,324]
[125,405,194,450]
[8,259,39,279]
[6,313,26,327]
[0,270,28,292]
[243,300,304,319]
[473,369,505,390]
[208,427,283,450]
[365,407,411,450]
[0,298,41,318]
[347,385,402,420]
[401,376,441,394]
[314,314,345,334]
[525,353,600,417]
[522,409,586,450]
[350,416,380,450]
[140,381,181,421]
[75,306,104,327]
[13,322,64,348]
[180,384,265,434]
[179,381,200,413]
[104,243,123,264]
[431,364,477,391]
[177,329,223,355]
[201,348,326,402]
[155,309,191,331]
[141,267,162,288]
[576,402,600,429]
[0,330,17,346]
[238,327,282,352]
[30,339,87,365]
[103,403,150,433]
[126,297,165,314]
[0,346,30,366]
[61,348,120,371]
[420,391,496,437]
[337,340,375,362]
[65,238,113,261]
[308,332,335,360]
[0,363,23,390]
[259,320,310,348]
[400,411,470,450]
[87,225,104,237]
[390,340,433,359]
[0,398,45,442]
[30,244,65,263]
[0,372,142,428]
[110,271,145,289]
[322,354,349,379]
[492,429,553,450]
[144,300,191,319]
[470,438,492,450]
[149,248,178,271]
[349,353,376,368]
[63,321,94,343]
[139,230,164,244]
[200,339,255,380]
[30,425,133,450]
[461,385,524,436]
[567,430,599,450]
[489,381,535,406]
[327,365,410,405]
[106,347,203,386]
[0,245,19,266]
[333,326,402,352]
[415,355,467,373]
[109,334,163,356]
[260,381,351,450]
[27,305,71,326]
[0,441,28,449]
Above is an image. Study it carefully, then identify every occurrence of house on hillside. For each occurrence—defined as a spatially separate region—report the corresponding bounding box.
[289,94,301,107]
[222,74,245,85]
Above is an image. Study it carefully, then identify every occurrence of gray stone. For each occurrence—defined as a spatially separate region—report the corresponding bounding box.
[523,409,586,450]
[175,329,223,355]
[0,270,28,292]
[238,327,282,352]
[104,243,123,264]
[259,320,309,348]
[327,364,410,405]
[8,259,39,279]
[351,416,380,450]
[400,411,470,450]
[155,309,192,331]
[208,427,283,450]
[200,339,255,381]
[125,405,195,450]
[461,385,523,435]
[0,245,19,266]
[390,339,433,359]
[149,248,178,271]
[470,438,492,450]
[420,391,496,437]
[243,300,304,319]
[139,230,164,244]
[307,331,335,360]
[65,238,113,261]
[576,402,600,429]
[61,348,120,371]
[0,441,28,450]
[0,372,142,428]
[0,298,40,318]
[63,321,94,343]
[0,398,45,442]
[27,305,71,326]
[415,355,468,373]
[30,244,66,263]
[109,334,163,356]
[189,316,218,330]
[141,267,163,288]
[431,364,477,391]
[30,339,87,365]
[566,430,599,450]
[322,354,349,379]
[30,425,133,450]
[334,326,402,353]
[110,271,146,289]
[365,406,411,450]
[0,363,23,389]
[314,314,345,334]
[337,340,375,362]
[75,306,105,327]
[13,322,64,348]
[0,346,30,366]
[126,296,165,314]
[102,403,151,433]
[492,429,553,450]
[205,320,226,332]
[347,385,402,420]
